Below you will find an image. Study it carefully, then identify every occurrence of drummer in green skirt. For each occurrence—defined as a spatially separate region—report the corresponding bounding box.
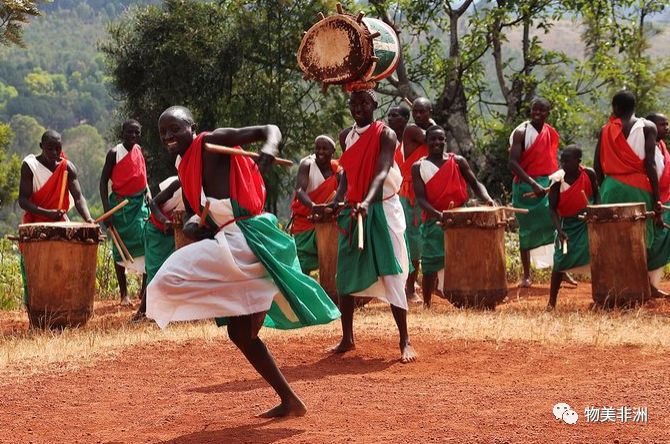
[547,147,599,310]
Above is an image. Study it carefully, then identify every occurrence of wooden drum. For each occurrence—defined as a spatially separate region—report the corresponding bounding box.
[584,203,651,308]
[19,222,101,329]
[442,207,507,309]
[314,216,339,305]
[172,210,193,250]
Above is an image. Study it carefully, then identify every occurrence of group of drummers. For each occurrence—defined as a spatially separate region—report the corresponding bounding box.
[15,87,670,416]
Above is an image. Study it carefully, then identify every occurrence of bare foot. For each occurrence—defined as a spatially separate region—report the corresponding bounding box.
[651,286,669,298]
[545,304,555,312]
[120,296,132,306]
[129,311,147,324]
[562,273,578,287]
[256,398,307,418]
[518,278,532,288]
[400,343,417,363]
[407,292,423,304]
[328,340,356,353]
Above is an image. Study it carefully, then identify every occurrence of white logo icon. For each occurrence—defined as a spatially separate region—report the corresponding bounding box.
[562,409,578,425]
[553,403,578,424]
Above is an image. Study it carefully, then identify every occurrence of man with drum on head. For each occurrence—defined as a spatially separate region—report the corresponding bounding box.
[99,119,149,307]
[547,146,599,310]
[508,97,567,288]
[329,89,417,363]
[290,135,340,274]
[594,90,667,297]
[412,125,494,308]
[398,97,436,304]
[146,106,339,417]
[18,130,95,300]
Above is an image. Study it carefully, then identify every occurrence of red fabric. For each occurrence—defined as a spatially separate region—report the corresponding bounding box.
[422,154,468,221]
[658,140,670,202]
[111,144,148,196]
[22,154,70,224]
[290,160,340,234]
[599,117,652,192]
[557,168,593,217]
[148,212,167,231]
[338,121,385,204]
[513,123,559,182]
[177,132,266,221]
[397,143,428,205]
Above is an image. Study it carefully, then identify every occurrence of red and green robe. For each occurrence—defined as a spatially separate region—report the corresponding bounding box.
[109,143,149,270]
[552,167,593,272]
[510,121,559,255]
[419,154,469,275]
[648,138,670,280]
[289,156,339,273]
[146,133,339,330]
[395,142,428,262]
[337,121,408,309]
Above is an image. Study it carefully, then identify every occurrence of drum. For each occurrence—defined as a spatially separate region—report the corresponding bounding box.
[314,218,339,305]
[442,207,507,309]
[172,210,193,250]
[297,10,400,86]
[584,203,651,308]
[18,222,101,329]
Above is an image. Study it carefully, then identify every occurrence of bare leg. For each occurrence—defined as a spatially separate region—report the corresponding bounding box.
[227,313,306,418]
[547,269,562,310]
[405,260,422,304]
[422,272,437,308]
[390,305,417,363]
[131,274,149,322]
[115,263,131,305]
[519,249,531,287]
[329,294,355,353]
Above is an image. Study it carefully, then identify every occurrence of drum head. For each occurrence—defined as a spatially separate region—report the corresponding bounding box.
[297,15,372,84]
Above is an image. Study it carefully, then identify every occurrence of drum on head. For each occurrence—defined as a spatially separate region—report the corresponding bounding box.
[583,203,651,308]
[18,221,101,329]
[442,207,508,309]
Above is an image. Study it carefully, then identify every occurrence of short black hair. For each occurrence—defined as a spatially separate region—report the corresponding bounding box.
[561,145,582,160]
[530,97,551,110]
[612,89,636,114]
[646,112,666,126]
[41,129,61,144]
[160,106,195,125]
[122,119,141,131]
[390,104,410,120]
[425,124,445,139]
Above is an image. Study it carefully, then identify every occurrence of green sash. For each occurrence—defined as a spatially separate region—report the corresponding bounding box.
[144,222,175,284]
[109,191,149,261]
[511,176,555,250]
[647,200,670,270]
[420,219,444,275]
[400,196,422,261]
[552,216,590,272]
[599,176,654,247]
[293,229,319,274]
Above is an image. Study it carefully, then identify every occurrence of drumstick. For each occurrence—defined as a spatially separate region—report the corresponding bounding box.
[403,97,413,107]
[562,240,568,255]
[57,170,68,210]
[501,206,530,214]
[204,143,293,167]
[522,187,549,198]
[199,201,211,228]
[581,190,590,206]
[109,227,128,264]
[357,210,364,251]
[94,199,129,223]
[111,226,134,263]
[661,204,670,211]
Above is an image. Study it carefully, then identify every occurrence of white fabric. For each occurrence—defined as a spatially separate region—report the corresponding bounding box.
[419,156,444,184]
[305,154,326,193]
[158,176,184,214]
[626,118,665,179]
[509,121,539,150]
[115,143,129,163]
[530,244,554,269]
[146,196,281,329]
[655,142,666,179]
[342,124,408,310]
[22,154,75,212]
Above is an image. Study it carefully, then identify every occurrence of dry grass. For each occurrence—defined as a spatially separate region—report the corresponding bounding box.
[1,287,670,378]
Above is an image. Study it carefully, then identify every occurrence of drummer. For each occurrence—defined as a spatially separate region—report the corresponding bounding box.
[99,119,149,307]
[289,135,340,274]
[412,125,494,308]
[398,97,436,304]
[330,89,417,363]
[508,97,561,288]
[594,91,666,296]
[547,146,599,310]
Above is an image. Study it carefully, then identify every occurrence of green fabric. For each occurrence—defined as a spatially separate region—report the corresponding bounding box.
[600,176,654,247]
[400,196,422,261]
[20,255,28,306]
[144,222,175,284]
[647,200,670,270]
[335,202,402,295]
[293,229,319,274]
[511,176,555,250]
[552,216,590,272]
[420,218,444,275]
[215,200,340,330]
[109,191,149,262]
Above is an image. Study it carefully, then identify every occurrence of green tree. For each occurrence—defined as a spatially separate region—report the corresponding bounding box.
[0,123,19,208]
[62,124,106,205]
[0,0,44,46]
[8,114,44,157]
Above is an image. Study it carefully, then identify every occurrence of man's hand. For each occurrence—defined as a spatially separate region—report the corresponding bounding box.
[183,221,215,241]
[352,201,369,219]
[558,230,569,244]
[162,219,175,235]
[46,209,65,220]
[85,217,95,224]
[484,198,496,206]
[530,181,546,197]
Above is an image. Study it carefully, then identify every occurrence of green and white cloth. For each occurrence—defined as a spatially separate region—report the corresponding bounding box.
[511,176,555,268]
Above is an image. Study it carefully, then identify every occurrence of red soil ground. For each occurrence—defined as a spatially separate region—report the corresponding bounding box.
[1,284,669,443]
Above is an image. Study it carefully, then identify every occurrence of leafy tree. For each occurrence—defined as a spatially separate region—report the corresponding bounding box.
[62,124,106,205]
[8,114,44,157]
[0,0,44,47]
[0,123,19,209]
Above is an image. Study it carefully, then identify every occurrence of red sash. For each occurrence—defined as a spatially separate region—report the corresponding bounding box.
[339,121,386,204]
[422,154,468,221]
[599,117,651,192]
[557,168,593,217]
[514,123,559,182]
[290,160,340,234]
[111,144,148,196]
[22,155,70,224]
[396,143,428,205]
[178,132,266,220]
[658,140,670,202]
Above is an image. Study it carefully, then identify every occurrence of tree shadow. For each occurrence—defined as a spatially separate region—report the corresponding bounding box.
[153,423,305,444]
[191,354,394,394]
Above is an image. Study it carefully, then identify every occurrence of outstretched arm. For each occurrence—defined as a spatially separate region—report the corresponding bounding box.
[457,156,494,205]
[204,125,282,173]
[412,162,440,220]
[67,162,94,223]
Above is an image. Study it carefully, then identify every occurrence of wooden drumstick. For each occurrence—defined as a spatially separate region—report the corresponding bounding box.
[661,204,670,211]
[581,190,590,206]
[111,226,134,263]
[562,240,568,255]
[109,227,128,264]
[501,206,530,214]
[57,170,68,210]
[357,210,364,251]
[448,201,455,210]
[522,187,549,198]
[204,143,294,167]
[94,199,129,223]
[199,201,211,228]
[403,97,413,107]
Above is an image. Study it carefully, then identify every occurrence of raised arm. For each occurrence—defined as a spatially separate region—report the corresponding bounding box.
[412,162,440,220]
[18,163,64,221]
[204,124,282,173]
[457,156,494,205]
[67,161,94,223]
